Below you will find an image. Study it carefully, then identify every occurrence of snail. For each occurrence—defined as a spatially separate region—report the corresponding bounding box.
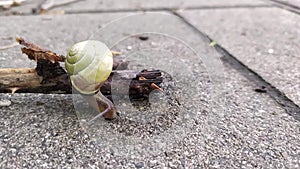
[65,40,117,121]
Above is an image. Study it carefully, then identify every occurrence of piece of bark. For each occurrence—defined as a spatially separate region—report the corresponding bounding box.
[16,37,65,63]
[16,37,126,66]
[0,68,41,90]
[0,42,18,50]
[1,37,163,100]
[0,65,162,97]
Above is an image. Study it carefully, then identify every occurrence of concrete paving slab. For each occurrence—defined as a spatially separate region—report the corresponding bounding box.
[180,7,300,106]
[0,0,43,16]
[48,0,268,13]
[0,12,299,168]
[0,13,127,68]
[1,63,299,168]
[0,0,269,16]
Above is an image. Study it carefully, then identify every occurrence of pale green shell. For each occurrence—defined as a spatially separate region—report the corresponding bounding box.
[65,40,113,95]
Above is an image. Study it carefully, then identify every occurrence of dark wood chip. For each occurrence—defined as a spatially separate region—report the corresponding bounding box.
[138,36,149,41]
[16,37,65,63]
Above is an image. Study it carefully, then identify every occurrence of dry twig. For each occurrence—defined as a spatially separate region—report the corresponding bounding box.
[0,42,18,50]
[0,37,163,98]
[16,37,65,63]
[37,0,83,14]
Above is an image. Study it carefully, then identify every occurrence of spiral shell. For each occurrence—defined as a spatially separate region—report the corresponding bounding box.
[65,40,113,95]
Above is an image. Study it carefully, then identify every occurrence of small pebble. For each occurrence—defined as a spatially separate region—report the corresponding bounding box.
[135,162,144,168]
[149,160,157,166]
[0,99,11,107]
[127,46,132,50]
[281,151,288,159]
[151,42,157,46]
[268,49,274,54]
[36,101,45,106]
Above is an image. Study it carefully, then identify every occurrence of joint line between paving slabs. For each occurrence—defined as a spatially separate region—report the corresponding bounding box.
[181,4,273,11]
[173,12,300,121]
[2,4,274,16]
[64,8,170,14]
[264,0,300,15]
[59,5,273,15]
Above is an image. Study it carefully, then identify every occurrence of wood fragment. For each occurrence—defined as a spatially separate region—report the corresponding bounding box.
[138,76,164,92]
[0,37,164,101]
[38,0,83,14]
[0,36,14,40]
[0,68,163,99]
[16,37,65,63]
[150,83,164,93]
[0,42,18,50]
[139,76,147,81]
[0,0,25,10]
[138,36,149,41]
[16,37,44,50]
[0,68,42,90]
[112,51,122,56]
[9,87,20,94]
[20,47,64,63]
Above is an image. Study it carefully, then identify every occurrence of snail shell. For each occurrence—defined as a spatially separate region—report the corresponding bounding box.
[65,40,113,95]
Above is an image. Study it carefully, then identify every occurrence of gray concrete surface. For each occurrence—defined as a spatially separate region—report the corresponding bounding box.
[0,0,43,16]
[0,0,268,16]
[0,2,300,169]
[180,7,300,106]
[1,64,299,168]
[0,13,127,68]
[54,0,268,12]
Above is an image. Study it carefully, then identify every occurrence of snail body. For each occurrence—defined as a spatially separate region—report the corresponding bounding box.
[65,40,113,95]
[65,40,116,120]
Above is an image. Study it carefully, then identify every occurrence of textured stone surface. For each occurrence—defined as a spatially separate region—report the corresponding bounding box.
[0,11,299,168]
[54,0,267,13]
[1,63,299,168]
[180,7,300,106]
[0,0,268,15]
[0,0,43,16]
[0,13,125,68]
